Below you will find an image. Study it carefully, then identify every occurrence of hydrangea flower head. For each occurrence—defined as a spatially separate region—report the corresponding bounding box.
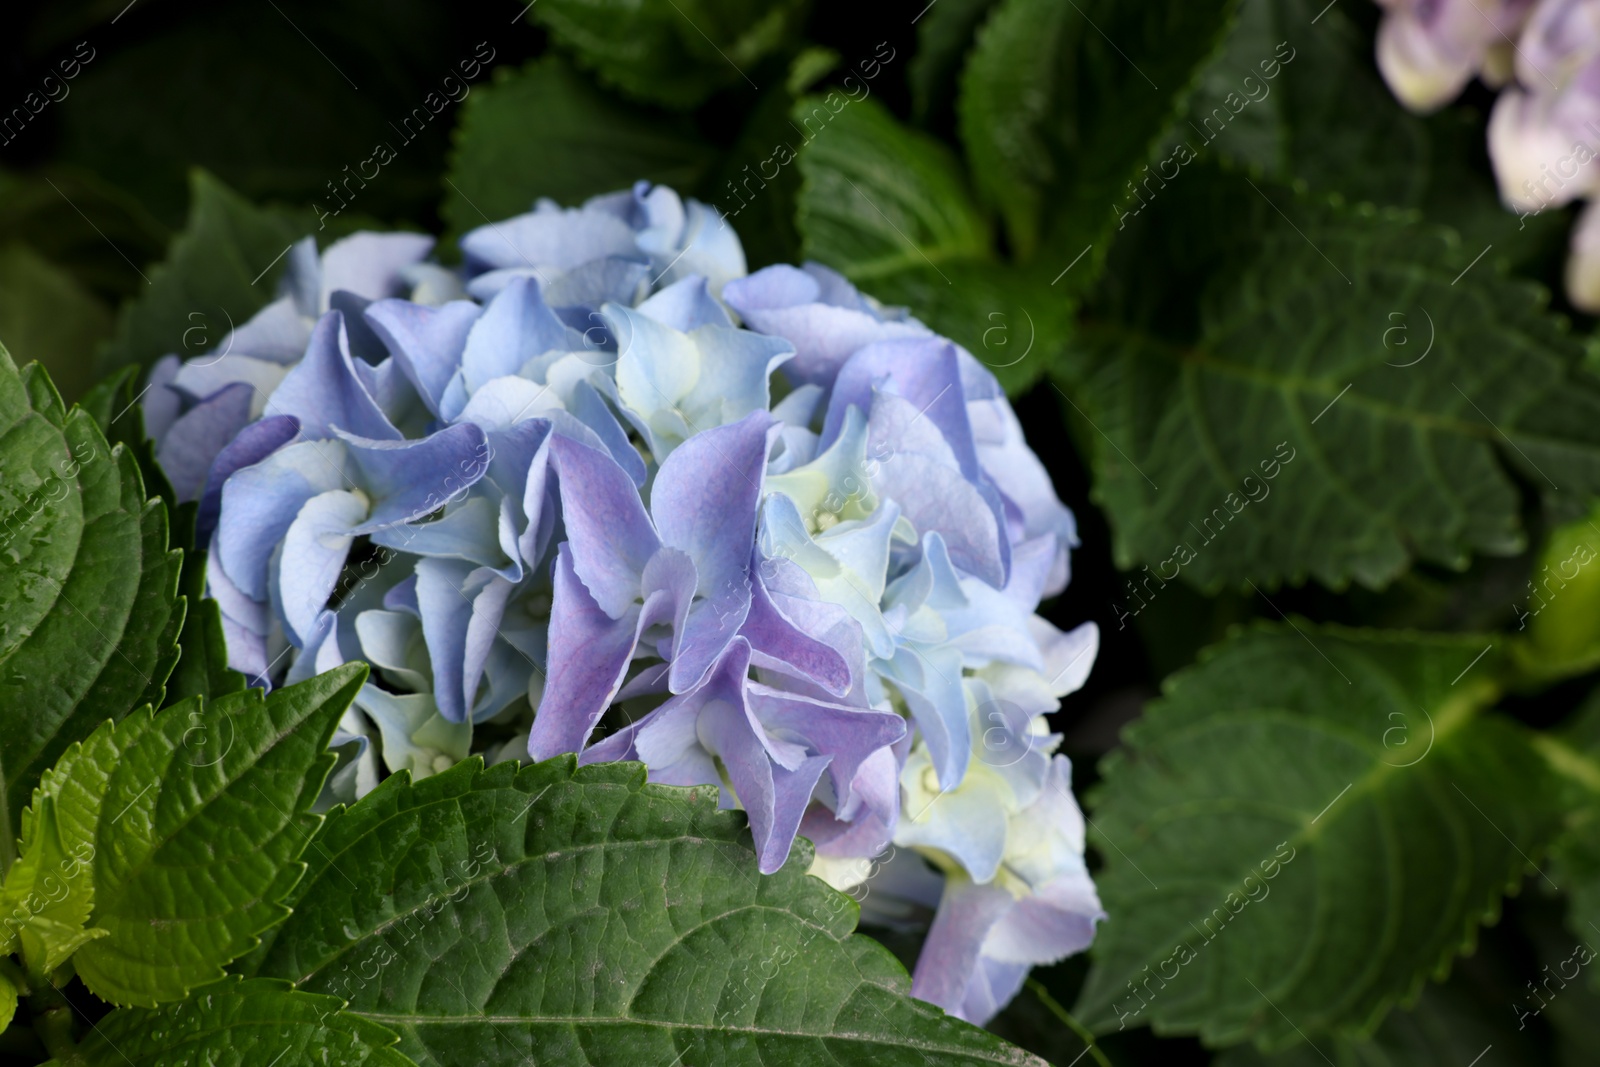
[148,182,1100,1024]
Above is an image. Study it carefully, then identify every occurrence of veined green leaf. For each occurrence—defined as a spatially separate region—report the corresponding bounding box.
[532,0,807,110]
[12,665,366,1005]
[958,0,1237,263]
[54,977,415,1066]
[245,757,1047,1066]
[1059,166,1600,591]
[1074,624,1567,1048]
[0,348,181,854]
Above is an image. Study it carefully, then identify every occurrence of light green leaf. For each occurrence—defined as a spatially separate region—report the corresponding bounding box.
[443,58,716,247]
[532,0,807,110]
[0,797,106,979]
[0,965,14,1033]
[1058,165,1600,591]
[96,170,311,377]
[1074,624,1567,1049]
[958,0,1238,262]
[24,664,367,1006]
[53,977,415,1066]
[0,348,182,853]
[245,757,1048,1066]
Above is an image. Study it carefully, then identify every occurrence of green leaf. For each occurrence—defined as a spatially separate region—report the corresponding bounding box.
[0,349,182,852]
[532,0,807,110]
[245,757,1047,1066]
[56,977,415,1066]
[1209,966,1548,1062]
[0,965,15,1033]
[96,171,311,377]
[1193,0,1567,270]
[958,0,1238,262]
[0,168,170,308]
[443,58,716,248]
[54,4,464,228]
[909,0,1002,127]
[0,796,106,980]
[1507,505,1600,683]
[0,243,113,405]
[791,94,1069,393]
[22,665,366,1005]
[1073,624,1567,1049]
[1058,165,1600,591]
[795,95,989,281]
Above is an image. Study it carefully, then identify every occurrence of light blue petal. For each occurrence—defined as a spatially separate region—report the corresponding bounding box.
[275,489,367,645]
[217,439,350,601]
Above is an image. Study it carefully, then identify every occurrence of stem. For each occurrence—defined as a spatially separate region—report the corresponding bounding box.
[1532,733,1600,795]
[1023,979,1112,1067]
[28,981,76,1060]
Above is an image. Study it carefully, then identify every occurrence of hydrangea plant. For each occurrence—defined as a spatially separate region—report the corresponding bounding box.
[141,182,1103,1023]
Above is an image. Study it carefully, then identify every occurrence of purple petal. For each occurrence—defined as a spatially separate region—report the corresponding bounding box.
[910,877,1015,1020]
[460,276,580,394]
[206,546,271,685]
[416,558,516,723]
[196,415,300,547]
[268,311,400,441]
[222,296,308,365]
[747,682,904,813]
[650,411,773,596]
[337,422,491,534]
[822,337,980,480]
[722,264,929,386]
[528,546,648,758]
[155,382,254,502]
[636,274,733,331]
[217,440,350,601]
[549,433,661,617]
[144,356,182,442]
[364,298,481,417]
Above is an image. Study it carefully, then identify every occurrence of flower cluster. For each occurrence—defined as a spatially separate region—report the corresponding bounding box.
[1374,0,1600,308]
[144,182,1102,1023]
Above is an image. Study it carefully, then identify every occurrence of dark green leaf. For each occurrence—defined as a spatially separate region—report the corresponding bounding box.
[443,58,716,248]
[908,0,1002,127]
[1212,968,1547,1065]
[96,171,312,378]
[1193,0,1567,271]
[0,349,181,852]
[1074,624,1566,1049]
[533,0,807,110]
[1060,166,1600,591]
[54,4,462,227]
[246,756,1047,1066]
[0,169,169,308]
[958,0,1238,263]
[793,94,1070,393]
[0,243,113,404]
[56,977,415,1066]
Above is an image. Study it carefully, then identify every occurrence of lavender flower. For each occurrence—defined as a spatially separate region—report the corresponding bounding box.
[153,182,1100,1024]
